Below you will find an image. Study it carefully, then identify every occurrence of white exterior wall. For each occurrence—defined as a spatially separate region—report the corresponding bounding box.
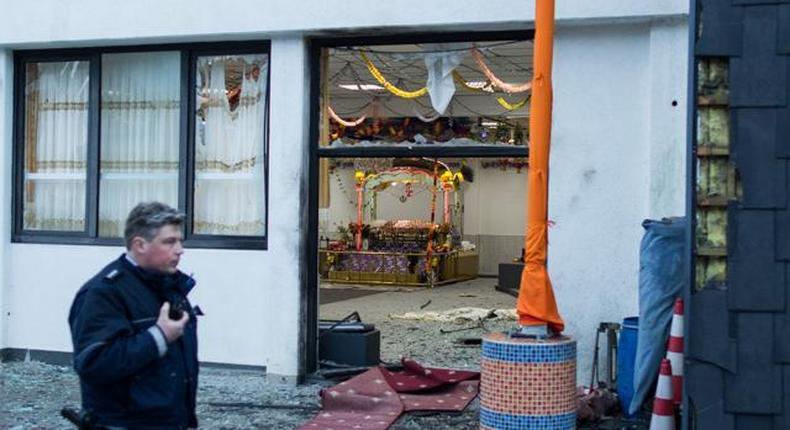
[0,38,311,380]
[549,20,688,379]
[647,19,689,219]
[0,1,686,47]
[0,50,13,352]
[0,1,689,380]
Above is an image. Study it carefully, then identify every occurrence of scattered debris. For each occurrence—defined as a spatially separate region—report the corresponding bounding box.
[576,385,621,425]
[420,300,432,309]
[441,323,483,334]
[207,402,319,411]
[390,307,517,323]
[454,337,483,346]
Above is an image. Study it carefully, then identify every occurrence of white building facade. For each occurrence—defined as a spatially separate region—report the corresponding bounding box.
[0,0,690,382]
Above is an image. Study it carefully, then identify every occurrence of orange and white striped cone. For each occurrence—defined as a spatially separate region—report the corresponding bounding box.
[666,297,684,407]
[649,358,675,430]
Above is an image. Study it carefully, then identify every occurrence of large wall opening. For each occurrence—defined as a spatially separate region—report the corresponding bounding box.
[306,31,534,373]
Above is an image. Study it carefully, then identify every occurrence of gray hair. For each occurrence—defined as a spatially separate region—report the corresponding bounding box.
[124,202,185,249]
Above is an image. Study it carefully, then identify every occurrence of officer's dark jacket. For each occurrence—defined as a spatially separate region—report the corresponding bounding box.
[68,254,198,429]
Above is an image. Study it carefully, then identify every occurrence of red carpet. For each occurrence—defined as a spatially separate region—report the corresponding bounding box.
[299,359,479,430]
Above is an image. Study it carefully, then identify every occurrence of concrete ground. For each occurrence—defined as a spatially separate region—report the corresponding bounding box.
[319,276,517,369]
[320,276,513,318]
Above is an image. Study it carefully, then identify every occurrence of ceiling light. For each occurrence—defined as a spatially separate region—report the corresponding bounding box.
[481,121,499,127]
[338,83,385,91]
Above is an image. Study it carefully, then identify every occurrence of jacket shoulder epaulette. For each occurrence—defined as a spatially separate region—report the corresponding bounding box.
[103,268,124,283]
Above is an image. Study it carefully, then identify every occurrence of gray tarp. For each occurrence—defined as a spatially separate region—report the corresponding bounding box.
[629,217,687,415]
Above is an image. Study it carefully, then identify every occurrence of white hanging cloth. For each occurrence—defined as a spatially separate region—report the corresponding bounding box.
[423,45,467,115]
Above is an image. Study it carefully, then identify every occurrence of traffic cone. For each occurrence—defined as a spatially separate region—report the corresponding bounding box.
[649,359,675,430]
[666,297,684,407]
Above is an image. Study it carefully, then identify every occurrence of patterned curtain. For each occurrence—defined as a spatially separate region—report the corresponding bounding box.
[23,61,89,231]
[194,55,268,236]
[99,52,181,237]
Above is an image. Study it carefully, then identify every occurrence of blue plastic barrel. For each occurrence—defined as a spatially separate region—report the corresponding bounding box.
[617,317,639,415]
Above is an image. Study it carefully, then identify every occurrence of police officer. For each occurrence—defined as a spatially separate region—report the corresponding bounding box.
[69,202,198,429]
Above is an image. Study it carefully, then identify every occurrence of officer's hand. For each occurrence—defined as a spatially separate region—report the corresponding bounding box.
[156,302,189,343]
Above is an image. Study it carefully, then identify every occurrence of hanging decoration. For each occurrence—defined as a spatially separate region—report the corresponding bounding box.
[373,179,431,202]
[332,116,471,143]
[481,157,529,172]
[496,96,530,111]
[327,106,367,127]
[360,52,428,99]
[332,170,372,208]
[353,157,394,173]
[471,48,533,94]
[453,69,530,112]
[439,169,465,189]
[452,70,491,93]
[439,170,464,224]
[424,159,440,286]
[329,115,528,146]
[329,158,464,172]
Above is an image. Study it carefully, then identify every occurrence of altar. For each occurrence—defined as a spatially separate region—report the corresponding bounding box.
[319,162,479,287]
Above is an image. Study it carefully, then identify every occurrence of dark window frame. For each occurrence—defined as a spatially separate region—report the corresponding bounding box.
[12,41,271,250]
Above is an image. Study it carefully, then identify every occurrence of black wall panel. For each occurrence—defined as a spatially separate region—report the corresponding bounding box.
[692,2,790,426]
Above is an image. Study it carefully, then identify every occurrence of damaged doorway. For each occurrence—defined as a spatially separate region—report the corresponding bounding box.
[306,32,534,374]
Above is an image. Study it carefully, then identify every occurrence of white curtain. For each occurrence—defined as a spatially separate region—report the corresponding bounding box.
[195,55,268,236]
[24,61,89,231]
[99,52,181,237]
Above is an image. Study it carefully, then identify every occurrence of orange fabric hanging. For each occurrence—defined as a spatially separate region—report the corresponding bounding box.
[517,0,565,332]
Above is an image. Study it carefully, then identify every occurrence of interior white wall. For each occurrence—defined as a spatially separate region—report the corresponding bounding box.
[375,190,449,225]
[463,159,527,237]
[323,170,357,234]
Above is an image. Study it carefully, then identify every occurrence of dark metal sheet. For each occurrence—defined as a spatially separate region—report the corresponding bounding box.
[724,313,782,414]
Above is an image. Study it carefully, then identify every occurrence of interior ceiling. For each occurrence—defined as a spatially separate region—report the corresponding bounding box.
[326,40,534,119]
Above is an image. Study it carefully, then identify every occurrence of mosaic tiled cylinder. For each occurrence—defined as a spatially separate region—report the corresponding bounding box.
[480,333,577,430]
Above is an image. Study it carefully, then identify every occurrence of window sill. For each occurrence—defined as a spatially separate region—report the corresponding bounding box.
[12,234,267,250]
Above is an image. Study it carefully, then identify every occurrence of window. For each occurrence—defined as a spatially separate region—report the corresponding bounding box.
[99,52,181,237]
[193,54,267,237]
[21,60,90,232]
[13,43,270,248]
